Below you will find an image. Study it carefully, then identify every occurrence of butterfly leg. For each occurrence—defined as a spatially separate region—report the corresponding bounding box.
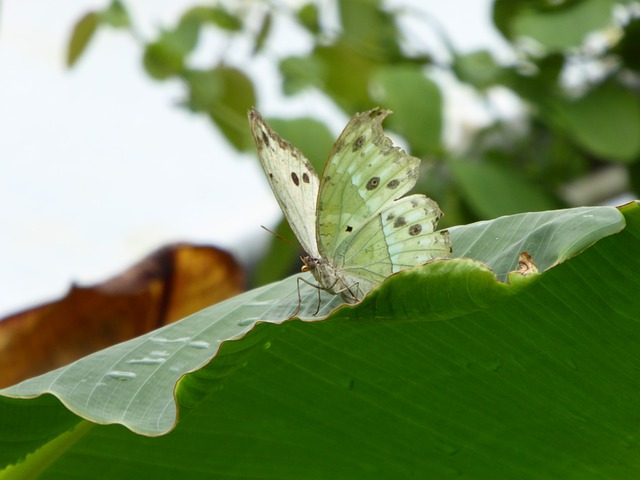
[325,278,361,304]
[297,276,324,316]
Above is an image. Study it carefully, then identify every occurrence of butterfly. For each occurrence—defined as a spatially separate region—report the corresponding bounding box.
[248,107,451,304]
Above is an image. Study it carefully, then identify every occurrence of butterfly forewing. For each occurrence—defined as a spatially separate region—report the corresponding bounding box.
[248,109,321,258]
[316,109,421,261]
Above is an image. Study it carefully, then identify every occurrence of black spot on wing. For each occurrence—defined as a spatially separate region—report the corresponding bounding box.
[408,224,422,236]
[291,172,300,186]
[302,173,310,184]
[386,179,400,189]
[261,131,270,147]
[353,135,366,152]
[345,226,353,233]
[393,216,406,228]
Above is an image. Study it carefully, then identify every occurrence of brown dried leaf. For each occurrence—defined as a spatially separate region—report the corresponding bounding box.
[0,243,244,387]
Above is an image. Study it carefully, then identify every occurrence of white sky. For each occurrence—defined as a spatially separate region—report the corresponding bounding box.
[0,0,508,317]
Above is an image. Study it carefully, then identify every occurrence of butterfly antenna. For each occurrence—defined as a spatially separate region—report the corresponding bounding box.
[260,225,297,248]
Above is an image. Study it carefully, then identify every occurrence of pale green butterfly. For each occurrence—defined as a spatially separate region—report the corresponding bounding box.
[248,108,451,304]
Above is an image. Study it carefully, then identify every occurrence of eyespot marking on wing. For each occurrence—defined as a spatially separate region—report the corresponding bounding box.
[408,224,422,236]
[353,136,366,152]
[366,177,381,190]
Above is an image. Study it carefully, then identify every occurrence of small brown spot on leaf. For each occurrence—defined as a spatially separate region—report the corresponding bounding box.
[517,252,538,275]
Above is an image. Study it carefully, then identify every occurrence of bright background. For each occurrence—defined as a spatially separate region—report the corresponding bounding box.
[0,0,509,317]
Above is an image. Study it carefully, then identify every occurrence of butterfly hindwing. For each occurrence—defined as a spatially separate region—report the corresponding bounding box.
[334,194,451,293]
[248,110,321,258]
[316,109,421,260]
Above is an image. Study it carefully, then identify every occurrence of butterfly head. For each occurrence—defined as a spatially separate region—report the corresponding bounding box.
[301,255,320,273]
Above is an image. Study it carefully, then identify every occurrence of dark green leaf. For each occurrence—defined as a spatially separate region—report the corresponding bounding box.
[452,50,503,89]
[533,52,564,85]
[180,5,243,32]
[372,65,442,155]
[67,12,99,68]
[279,55,323,95]
[100,0,130,29]
[183,67,256,150]
[143,25,199,80]
[297,3,320,34]
[338,0,401,62]
[313,43,378,112]
[511,0,616,51]
[629,161,640,197]
[611,16,640,73]
[253,12,272,54]
[209,6,243,31]
[550,82,640,162]
[449,158,560,218]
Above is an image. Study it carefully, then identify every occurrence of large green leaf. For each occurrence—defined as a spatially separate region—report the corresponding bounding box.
[1,204,637,478]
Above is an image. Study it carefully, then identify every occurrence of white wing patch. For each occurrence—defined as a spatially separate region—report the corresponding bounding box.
[248,109,320,259]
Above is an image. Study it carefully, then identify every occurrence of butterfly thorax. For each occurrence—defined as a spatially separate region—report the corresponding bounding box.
[301,255,359,304]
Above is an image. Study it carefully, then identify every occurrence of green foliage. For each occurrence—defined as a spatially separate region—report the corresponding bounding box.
[450,158,560,218]
[67,0,130,67]
[182,66,256,151]
[1,204,637,478]
[508,0,616,50]
[65,0,640,236]
[371,66,443,155]
[550,81,640,162]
